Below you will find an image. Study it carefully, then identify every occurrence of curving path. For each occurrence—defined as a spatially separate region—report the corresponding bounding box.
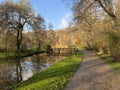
[65,50,120,90]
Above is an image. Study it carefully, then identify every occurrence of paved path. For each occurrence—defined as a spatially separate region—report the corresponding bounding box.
[65,50,120,90]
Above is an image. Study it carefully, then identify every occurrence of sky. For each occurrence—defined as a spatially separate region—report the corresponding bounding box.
[0,0,73,30]
[30,0,73,30]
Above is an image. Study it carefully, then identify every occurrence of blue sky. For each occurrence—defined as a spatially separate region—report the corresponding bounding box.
[0,0,72,30]
[30,0,72,30]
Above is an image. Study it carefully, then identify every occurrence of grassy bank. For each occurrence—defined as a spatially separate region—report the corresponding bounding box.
[97,52,120,72]
[106,58,120,72]
[0,49,45,60]
[12,52,83,90]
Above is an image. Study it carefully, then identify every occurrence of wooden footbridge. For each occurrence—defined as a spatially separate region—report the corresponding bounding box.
[52,48,78,56]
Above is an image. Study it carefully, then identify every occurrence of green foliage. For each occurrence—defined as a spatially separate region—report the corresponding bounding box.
[12,52,83,90]
[108,30,120,61]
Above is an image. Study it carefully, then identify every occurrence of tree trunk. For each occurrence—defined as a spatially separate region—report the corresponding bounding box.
[16,27,23,51]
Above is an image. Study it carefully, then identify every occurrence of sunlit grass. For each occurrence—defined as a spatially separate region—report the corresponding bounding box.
[12,52,83,90]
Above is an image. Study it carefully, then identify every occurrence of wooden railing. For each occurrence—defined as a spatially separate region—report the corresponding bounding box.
[52,48,78,56]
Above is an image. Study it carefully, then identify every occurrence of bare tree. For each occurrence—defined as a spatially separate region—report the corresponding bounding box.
[0,1,44,51]
[71,0,120,60]
[48,23,54,30]
[73,1,115,17]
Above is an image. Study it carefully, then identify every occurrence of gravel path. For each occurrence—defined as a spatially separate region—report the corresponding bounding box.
[65,50,120,90]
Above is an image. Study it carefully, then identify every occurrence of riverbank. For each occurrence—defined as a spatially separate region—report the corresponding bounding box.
[0,50,45,60]
[12,52,83,90]
[96,52,120,72]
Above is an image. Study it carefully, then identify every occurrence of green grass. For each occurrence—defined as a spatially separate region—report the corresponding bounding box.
[0,49,44,59]
[12,52,83,90]
[96,52,120,73]
[0,52,15,58]
[106,58,120,72]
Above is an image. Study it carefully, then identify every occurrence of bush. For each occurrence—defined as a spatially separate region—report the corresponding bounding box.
[108,30,120,61]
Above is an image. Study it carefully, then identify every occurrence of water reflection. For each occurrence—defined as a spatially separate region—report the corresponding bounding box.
[0,54,65,89]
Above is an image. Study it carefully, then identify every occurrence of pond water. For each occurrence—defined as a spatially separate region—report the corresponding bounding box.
[0,53,66,90]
